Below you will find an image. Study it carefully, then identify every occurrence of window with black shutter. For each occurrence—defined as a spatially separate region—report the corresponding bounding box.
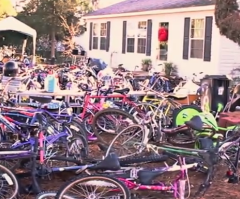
[125,21,147,54]
[182,17,213,61]
[136,21,147,54]
[190,19,205,59]
[92,23,98,49]
[100,23,107,50]
[91,22,108,50]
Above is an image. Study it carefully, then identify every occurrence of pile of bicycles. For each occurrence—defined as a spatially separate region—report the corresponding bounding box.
[0,78,239,199]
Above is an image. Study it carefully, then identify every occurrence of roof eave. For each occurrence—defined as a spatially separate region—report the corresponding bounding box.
[84,5,215,20]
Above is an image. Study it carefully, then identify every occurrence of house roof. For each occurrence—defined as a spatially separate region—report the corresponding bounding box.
[86,0,215,17]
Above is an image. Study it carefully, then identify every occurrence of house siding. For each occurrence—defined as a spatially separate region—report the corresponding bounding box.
[218,36,240,75]
[83,9,220,76]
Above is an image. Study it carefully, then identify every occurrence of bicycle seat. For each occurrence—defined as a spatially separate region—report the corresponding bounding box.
[138,169,166,184]
[18,123,39,129]
[89,153,120,171]
[29,96,52,104]
[185,115,204,131]
[113,88,130,94]
[165,94,187,100]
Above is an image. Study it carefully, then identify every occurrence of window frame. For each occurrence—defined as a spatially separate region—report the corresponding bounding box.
[137,21,147,54]
[126,21,147,54]
[126,21,135,53]
[100,23,107,50]
[91,22,107,50]
[92,23,99,50]
[189,18,205,59]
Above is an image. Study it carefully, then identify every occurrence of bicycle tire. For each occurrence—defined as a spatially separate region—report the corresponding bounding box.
[36,191,56,198]
[56,174,131,199]
[67,135,88,159]
[105,124,145,158]
[0,164,19,199]
[92,108,137,144]
[119,154,168,166]
[68,118,87,140]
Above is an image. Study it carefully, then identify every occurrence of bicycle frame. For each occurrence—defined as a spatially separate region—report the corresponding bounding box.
[80,92,139,120]
[11,131,69,150]
[108,158,196,198]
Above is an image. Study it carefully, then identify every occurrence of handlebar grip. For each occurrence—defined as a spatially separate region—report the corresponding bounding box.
[162,150,179,159]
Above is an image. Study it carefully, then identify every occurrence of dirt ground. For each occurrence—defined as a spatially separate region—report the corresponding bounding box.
[20,143,240,199]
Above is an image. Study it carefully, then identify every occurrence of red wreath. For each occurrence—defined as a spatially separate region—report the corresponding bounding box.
[158,27,168,42]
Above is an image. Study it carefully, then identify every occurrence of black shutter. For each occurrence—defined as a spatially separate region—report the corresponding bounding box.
[106,21,111,52]
[182,18,190,60]
[122,21,127,54]
[146,19,152,56]
[89,22,93,51]
[203,16,213,62]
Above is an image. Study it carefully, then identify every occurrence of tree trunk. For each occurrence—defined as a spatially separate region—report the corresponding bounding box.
[50,27,56,57]
[21,37,28,58]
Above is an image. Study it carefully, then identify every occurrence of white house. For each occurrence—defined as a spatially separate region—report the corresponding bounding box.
[82,0,240,77]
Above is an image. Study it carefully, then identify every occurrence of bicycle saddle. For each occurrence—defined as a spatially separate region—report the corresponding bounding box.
[113,88,130,94]
[185,115,204,131]
[18,123,39,129]
[29,96,52,104]
[138,169,166,184]
[89,153,120,171]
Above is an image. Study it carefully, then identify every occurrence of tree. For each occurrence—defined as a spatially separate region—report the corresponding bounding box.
[17,0,91,56]
[0,0,17,20]
[215,0,240,45]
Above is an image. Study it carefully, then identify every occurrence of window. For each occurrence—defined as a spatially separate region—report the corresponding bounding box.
[126,21,147,53]
[137,38,146,54]
[91,22,107,50]
[190,19,204,59]
[92,23,98,49]
[158,22,169,61]
[127,38,135,53]
[137,21,147,54]
[126,22,135,53]
[100,23,107,50]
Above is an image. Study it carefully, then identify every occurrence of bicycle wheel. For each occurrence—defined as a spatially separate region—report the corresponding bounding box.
[92,108,137,144]
[67,135,88,159]
[0,164,19,199]
[36,191,56,198]
[36,191,73,199]
[68,118,87,140]
[56,175,130,199]
[105,124,145,158]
